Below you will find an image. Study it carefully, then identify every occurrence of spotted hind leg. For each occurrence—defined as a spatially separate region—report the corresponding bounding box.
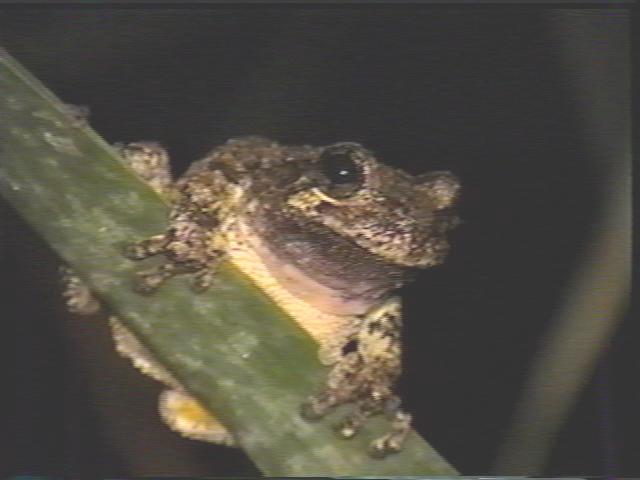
[110,317,235,446]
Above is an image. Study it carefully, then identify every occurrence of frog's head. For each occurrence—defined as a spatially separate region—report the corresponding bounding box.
[286,142,460,268]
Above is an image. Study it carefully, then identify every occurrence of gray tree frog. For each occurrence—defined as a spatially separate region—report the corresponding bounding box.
[65,137,460,458]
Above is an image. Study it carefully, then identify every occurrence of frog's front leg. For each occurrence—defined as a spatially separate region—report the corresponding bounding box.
[124,211,225,293]
[62,141,174,311]
[124,171,234,293]
[302,297,412,457]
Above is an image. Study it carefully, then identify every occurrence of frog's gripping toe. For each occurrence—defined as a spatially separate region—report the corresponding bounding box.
[300,388,411,458]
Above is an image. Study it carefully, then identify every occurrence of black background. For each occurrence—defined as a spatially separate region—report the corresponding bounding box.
[0,5,632,477]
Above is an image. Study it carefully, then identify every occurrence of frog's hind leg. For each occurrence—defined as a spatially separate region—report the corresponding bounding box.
[109,317,179,387]
[110,317,235,446]
[159,390,235,446]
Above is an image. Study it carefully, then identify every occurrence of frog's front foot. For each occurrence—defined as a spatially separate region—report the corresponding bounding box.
[368,407,412,458]
[334,394,384,439]
[125,235,220,294]
[133,263,180,294]
[131,261,215,294]
[123,234,168,261]
[301,386,411,458]
[300,390,342,421]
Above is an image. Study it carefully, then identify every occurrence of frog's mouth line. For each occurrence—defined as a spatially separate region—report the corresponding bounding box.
[231,219,386,316]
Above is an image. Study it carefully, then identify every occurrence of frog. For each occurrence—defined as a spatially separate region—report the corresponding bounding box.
[64,136,460,458]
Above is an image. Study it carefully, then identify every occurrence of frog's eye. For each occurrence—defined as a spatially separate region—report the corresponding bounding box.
[321,149,360,185]
[319,144,365,198]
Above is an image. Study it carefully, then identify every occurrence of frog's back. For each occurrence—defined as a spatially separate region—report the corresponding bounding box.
[181,136,316,191]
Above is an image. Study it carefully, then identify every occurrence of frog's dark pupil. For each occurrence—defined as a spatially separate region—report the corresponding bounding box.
[321,151,360,185]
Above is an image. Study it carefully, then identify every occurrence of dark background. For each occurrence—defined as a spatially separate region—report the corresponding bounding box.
[0,5,632,477]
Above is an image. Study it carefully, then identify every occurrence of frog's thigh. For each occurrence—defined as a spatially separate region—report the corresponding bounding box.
[110,318,235,446]
[109,317,179,388]
[159,390,235,446]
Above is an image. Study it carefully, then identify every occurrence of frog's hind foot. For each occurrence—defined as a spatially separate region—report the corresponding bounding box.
[159,389,235,446]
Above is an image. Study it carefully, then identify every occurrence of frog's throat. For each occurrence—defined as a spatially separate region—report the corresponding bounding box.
[232,219,381,315]
[224,219,362,345]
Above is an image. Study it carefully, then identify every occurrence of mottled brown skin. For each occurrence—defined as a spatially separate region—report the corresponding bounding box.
[73,137,459,457]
